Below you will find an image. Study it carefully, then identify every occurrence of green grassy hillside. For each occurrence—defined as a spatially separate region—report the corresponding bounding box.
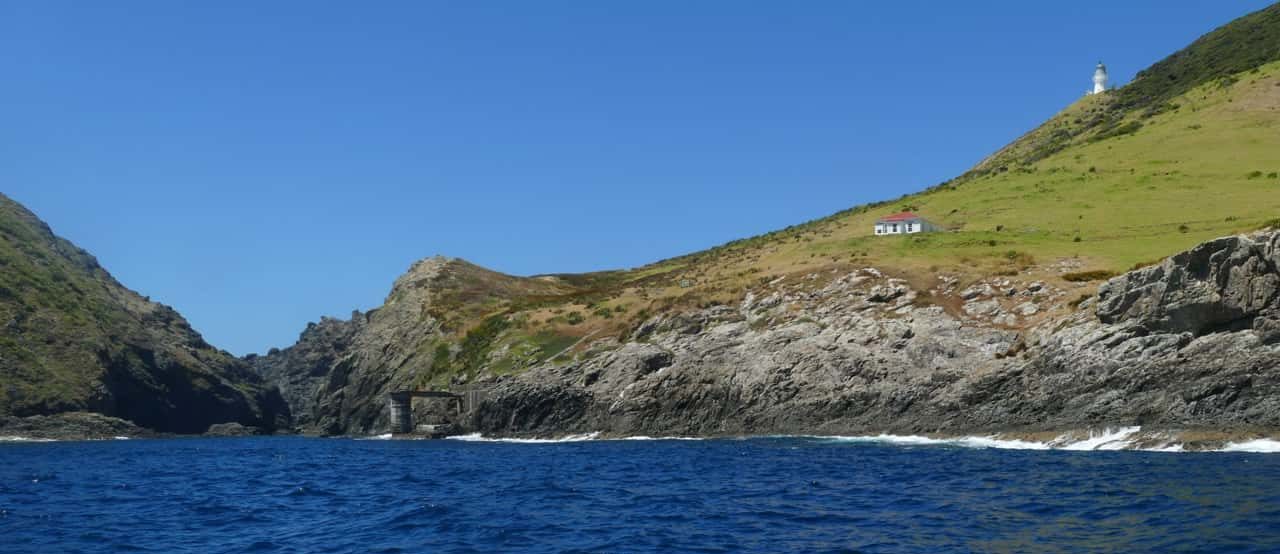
[644,4,1280,282]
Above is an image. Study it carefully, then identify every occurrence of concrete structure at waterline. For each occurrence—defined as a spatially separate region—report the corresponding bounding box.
[387,387,489,437]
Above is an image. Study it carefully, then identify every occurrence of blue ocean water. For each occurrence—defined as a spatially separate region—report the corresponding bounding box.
[3,436,1280,553]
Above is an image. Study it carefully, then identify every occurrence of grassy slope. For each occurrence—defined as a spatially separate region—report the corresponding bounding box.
[826,62,1280,272]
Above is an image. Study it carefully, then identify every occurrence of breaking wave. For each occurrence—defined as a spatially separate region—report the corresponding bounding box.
[447,432,601,443]
[821,427,1280,453]
[445,432,707,443]
[1221,438,1280,453]
[371,427,1279,452]
[819,433,1051,450]
[0,436,58,443]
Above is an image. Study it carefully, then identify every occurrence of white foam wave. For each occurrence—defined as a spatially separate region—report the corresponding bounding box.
[823,434,1049,450]
[360,428,1279,452]
[356,433,394,441]
[818,427,1207,452]
[1056,426,1141,451]
[1221,439,1280,453]
[616,435,705,441]
[0,436,57,443]
[447,432,601,443]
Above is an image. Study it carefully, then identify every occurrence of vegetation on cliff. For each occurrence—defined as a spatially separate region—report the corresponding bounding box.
[0,194,288,433]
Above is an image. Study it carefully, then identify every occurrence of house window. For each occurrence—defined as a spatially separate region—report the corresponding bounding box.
[906,223,914,232]
[891,224,898,233]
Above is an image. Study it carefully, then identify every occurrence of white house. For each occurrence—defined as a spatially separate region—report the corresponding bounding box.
[874,212,941,235]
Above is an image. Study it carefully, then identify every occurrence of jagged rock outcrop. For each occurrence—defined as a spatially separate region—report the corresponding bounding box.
[0,194,289,434]
[254,230,1280,438]
[0,412,156,441]
[1097,233,1280,339]
[252,256,573,434]
[468,231,1280,438]
[247,315,362,429]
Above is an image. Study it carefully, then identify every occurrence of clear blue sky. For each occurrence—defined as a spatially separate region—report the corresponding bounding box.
[2,1,1273,355]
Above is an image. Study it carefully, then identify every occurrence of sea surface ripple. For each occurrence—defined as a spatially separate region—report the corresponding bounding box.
[3,436,1280,553]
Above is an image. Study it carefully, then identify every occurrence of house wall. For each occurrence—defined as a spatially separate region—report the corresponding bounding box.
[874,219,940,235]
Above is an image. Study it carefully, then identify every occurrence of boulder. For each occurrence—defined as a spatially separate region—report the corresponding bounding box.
[1097,233,1280,336]
[205,422,261,437]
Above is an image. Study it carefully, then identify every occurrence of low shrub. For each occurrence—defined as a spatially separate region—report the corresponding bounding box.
[1130,258,1163,271]
[1062,270,1118,282]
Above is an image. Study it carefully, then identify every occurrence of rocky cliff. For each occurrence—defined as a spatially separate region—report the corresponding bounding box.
[256,230,1280,441]
[249,256,575,433]
[465,231,1280,439]
[468,227,1280,435]
[0,194,289,434]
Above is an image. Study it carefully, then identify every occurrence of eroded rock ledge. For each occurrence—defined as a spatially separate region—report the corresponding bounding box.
[470,231,1280,439]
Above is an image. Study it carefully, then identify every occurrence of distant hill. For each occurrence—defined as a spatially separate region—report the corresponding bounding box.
[0,194,288,434]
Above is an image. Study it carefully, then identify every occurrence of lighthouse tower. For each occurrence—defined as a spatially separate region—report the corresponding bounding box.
[1091,61,1109,94]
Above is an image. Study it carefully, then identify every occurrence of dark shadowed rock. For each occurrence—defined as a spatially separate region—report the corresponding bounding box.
[0,412,156,440]
[0,194,290,435]
[204,422,260,436]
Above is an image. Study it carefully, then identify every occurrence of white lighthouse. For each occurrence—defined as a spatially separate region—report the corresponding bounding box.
[1091,61,1109,94]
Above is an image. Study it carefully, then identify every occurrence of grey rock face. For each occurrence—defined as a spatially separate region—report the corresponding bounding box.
[1097,233,1280,338]
[204,422,260,436]
[258,231,1280,439]
[472,268,1022,437]
[0,412,156,441]
[249,315,363,429]
[471,232,1280,438]
[252,256,575,435]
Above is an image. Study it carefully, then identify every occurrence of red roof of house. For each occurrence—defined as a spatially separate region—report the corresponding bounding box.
[876,212,923,222]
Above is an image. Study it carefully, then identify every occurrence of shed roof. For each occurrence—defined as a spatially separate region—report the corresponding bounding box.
[876,212,924,223]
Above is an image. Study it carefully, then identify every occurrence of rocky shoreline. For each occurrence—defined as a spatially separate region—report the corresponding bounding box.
[14,231,1280,449]
[446,426,1280,452]
[0,412,159,441]
[462,231,1280,444]
[0,413,293,441]
[5,413,1277,453]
